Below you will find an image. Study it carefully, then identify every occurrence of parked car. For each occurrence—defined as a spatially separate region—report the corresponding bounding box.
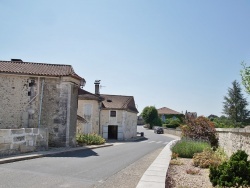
[154,126,164,134]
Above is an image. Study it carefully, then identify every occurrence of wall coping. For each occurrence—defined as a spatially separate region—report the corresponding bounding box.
[216,128,250,133]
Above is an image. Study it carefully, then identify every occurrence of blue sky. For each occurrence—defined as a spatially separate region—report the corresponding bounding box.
[1,0,250,116]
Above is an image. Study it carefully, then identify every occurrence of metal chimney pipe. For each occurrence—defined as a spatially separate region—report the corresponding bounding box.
[94,80,101,95]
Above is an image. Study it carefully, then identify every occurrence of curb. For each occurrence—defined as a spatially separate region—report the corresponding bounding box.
[0,143,113,164]
[136,139,180,188]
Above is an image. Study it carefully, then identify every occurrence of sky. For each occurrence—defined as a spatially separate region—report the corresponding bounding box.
[1,0,250,117]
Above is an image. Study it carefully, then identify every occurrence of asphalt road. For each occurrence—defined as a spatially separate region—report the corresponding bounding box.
[0,126,175,188]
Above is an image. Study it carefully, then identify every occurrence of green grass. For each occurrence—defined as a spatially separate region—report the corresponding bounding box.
[172,139,210,158]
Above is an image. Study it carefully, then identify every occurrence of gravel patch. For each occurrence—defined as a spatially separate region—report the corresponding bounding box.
[94,148,163,188]
[166,158,213,188]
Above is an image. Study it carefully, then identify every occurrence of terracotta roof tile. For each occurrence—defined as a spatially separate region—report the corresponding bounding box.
[101,94,139,113]
[0,60,84,81]
[157,107,182,115]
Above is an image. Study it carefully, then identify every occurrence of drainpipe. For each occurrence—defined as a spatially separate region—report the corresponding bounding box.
[99,100,102,135]
[38,79,45,128]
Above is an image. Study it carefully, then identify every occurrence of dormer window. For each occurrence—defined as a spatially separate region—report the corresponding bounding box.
[107,99,112,102]
[110,111,116,117]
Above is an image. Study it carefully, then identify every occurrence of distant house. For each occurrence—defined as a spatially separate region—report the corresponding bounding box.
[157,107,184,122]
[185,111,198,120]
[77,81,139,140]
[137,115,144,125]
[0,59,85,147]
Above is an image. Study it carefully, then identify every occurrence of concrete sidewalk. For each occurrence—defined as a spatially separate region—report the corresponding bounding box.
[136,139,180,188]
[0,143,113,164]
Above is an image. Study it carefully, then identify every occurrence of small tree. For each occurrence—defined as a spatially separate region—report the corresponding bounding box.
[223,80,249,125]
[241,62,250,94]
[182,116,218,147]
[141,106,159,129]
[209,150,250,188]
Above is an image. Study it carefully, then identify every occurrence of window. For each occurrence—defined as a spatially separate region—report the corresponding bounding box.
[110,111,116,117]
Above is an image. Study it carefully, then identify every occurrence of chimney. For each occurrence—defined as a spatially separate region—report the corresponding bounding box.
[11,59,23,62]
[94,80,101,95]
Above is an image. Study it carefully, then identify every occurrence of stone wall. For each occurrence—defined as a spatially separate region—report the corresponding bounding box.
[164,128,182,137]
[0,128,48,157]
[216,128,250,157]
[0,74,80,147]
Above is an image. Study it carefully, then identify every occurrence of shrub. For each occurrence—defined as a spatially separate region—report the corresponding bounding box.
[171,139,210,158]
[182,116,218,147]
[193,147,228,168]
[186,168,200,175]
[169,118,181,126]
[170,159,183,165]
[209,150,250,187]
[76,133,106,145]
[166,124,179,129]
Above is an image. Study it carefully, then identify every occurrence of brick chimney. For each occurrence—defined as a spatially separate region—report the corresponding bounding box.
[94,80,101,95]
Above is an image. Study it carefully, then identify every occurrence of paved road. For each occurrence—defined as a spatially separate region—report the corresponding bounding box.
[0,126,175,188]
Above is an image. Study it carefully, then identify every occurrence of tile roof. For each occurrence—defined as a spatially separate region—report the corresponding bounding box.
[78,88,103,101]
[77,115,87,123]
[0,60,84,82]
[78,89,139,113]
[101,94,139,113]
[157,107,182,115]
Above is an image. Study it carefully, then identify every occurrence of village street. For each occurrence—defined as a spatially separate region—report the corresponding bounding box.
[0,126,175,188]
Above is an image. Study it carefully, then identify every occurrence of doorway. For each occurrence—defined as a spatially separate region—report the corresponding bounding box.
[108,125,118,139]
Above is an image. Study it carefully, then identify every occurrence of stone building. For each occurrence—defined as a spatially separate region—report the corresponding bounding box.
[157,107,184,122]
[77,81,139,140]
[0,59,85,147]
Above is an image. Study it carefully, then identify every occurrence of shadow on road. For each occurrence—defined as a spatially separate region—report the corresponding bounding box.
[48,148,99,158]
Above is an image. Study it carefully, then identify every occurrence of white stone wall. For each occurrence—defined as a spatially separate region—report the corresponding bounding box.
[0,128,48,156]
[101,110,137,140]
[216,128,250,157]
[77,100,100,134]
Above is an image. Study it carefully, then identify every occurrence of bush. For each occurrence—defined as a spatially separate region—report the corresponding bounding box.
[76,133,106,145]
[166,124,179,129]
[193,147,228,168]
[209,150,250,187]
[171,139,210,158]
[169,118,181,126]
[182,116,218,147]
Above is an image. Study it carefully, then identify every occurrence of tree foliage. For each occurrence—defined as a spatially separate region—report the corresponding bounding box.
[141,106,160,129]
[209,150,250,188]
[241,62,250,94]
[223,80,249,124]
[182,116,218,147]
[211,116,242,128]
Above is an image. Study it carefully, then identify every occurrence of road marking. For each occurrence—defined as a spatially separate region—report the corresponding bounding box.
[164,142,169,145]
[112,143,125,146]
[141,140,148,143]
[156,141,162,144]
[148,141,155,143]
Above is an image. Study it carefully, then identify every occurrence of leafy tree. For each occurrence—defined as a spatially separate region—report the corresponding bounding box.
[141,106,159,129]
[223,80,249,125]
[241,62,250,94]
[182,116,218,147]
[211,116,242,128]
